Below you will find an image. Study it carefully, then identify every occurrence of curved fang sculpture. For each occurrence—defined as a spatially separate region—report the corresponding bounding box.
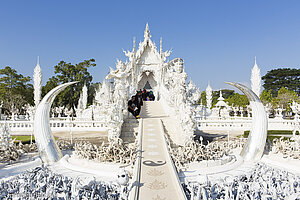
[225,82,268,161]
[34,82,78,163]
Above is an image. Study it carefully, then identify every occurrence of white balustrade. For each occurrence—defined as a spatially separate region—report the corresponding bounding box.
[0,118,107,134]
[196,117,298,131]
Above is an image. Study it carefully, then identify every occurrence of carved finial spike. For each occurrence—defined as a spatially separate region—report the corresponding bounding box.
[144,23,151,39]
[255,56,257,65]
[37,56,40,66]
[160,37,163,54]
[133,37,136,52]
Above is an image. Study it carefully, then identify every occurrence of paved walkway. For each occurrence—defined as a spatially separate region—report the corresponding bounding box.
[132,101,186,200]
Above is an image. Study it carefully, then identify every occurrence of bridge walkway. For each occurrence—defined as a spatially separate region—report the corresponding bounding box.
[130,101,187,200]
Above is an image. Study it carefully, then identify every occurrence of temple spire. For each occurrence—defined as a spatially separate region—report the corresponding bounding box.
[251,56,261,97]
[144,23,151,39]
[206,82,212,110]
[33,56,42,107]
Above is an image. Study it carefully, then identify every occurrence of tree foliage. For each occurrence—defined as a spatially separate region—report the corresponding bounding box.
[42,59,96,111]
[88,82,101,106]
[262,68,300,96]
[200,89,249,108]
[260,90,273,105]
[0,66,33,115]
[225,93,249,108]
[198,91,207,106]
[272,87,299,111]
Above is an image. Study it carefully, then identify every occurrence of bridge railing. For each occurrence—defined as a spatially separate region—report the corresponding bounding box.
[129,118,143,200]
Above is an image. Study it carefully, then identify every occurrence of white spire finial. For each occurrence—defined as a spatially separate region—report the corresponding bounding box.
[37,56,40,66]
[251,57,261,96]
[254,56,257,65]
[207,81,211,89]
[160,37,163,55]
[206,82,212,110]
[144,23,151,39]
[133,37,136,52]
[34,56,42,107]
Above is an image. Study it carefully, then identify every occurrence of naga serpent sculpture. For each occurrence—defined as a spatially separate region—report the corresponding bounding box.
[226,82,268,161]
[34,82,78,163]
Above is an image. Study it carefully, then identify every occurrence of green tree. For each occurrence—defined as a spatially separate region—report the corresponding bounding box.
[273,87,299,111]
[260,90,273,105]
[42,59,96,111]
[198,91,207,106]
[262,68,300,96]
[219,89,235,99]
[225,93,249,108]
[0,66,33,115]
[88,82,101,106]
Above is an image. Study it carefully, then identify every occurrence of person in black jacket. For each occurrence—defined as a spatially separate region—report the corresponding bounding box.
[142,88,147,100]
[135,91,143,115]
[128,96,140,119]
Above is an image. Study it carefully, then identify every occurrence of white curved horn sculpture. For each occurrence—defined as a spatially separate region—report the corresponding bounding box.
[34,82,78,163]
[225,82,268,161]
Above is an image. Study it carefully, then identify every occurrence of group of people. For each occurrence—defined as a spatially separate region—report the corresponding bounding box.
[127,89,156,119]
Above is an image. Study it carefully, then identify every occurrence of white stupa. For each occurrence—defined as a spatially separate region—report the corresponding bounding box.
[215,91,228,107]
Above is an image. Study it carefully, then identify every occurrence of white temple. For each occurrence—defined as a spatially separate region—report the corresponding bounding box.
[97,23,197,144]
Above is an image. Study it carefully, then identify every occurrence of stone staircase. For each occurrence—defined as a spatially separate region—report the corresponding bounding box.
[120,118,139,143]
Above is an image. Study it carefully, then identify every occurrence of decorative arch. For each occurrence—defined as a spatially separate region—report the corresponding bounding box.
[137,71,157,91]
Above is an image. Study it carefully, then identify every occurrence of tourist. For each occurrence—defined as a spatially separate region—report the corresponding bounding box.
[135,91,143,115]
[149,91,155,101]
[128,96,140,119]
[142,88,147,100]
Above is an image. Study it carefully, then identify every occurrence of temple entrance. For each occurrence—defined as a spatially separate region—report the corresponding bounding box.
[137,71,158,100]
[144,81,152,90]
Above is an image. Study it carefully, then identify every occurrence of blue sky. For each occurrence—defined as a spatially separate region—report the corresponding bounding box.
[0,1,300,91]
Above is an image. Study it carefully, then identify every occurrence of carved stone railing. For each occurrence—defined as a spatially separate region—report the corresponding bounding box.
[0,119,107,134]
[196,117,298,131]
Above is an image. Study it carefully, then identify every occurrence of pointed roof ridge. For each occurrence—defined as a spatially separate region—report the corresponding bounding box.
[134,23,162,63]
